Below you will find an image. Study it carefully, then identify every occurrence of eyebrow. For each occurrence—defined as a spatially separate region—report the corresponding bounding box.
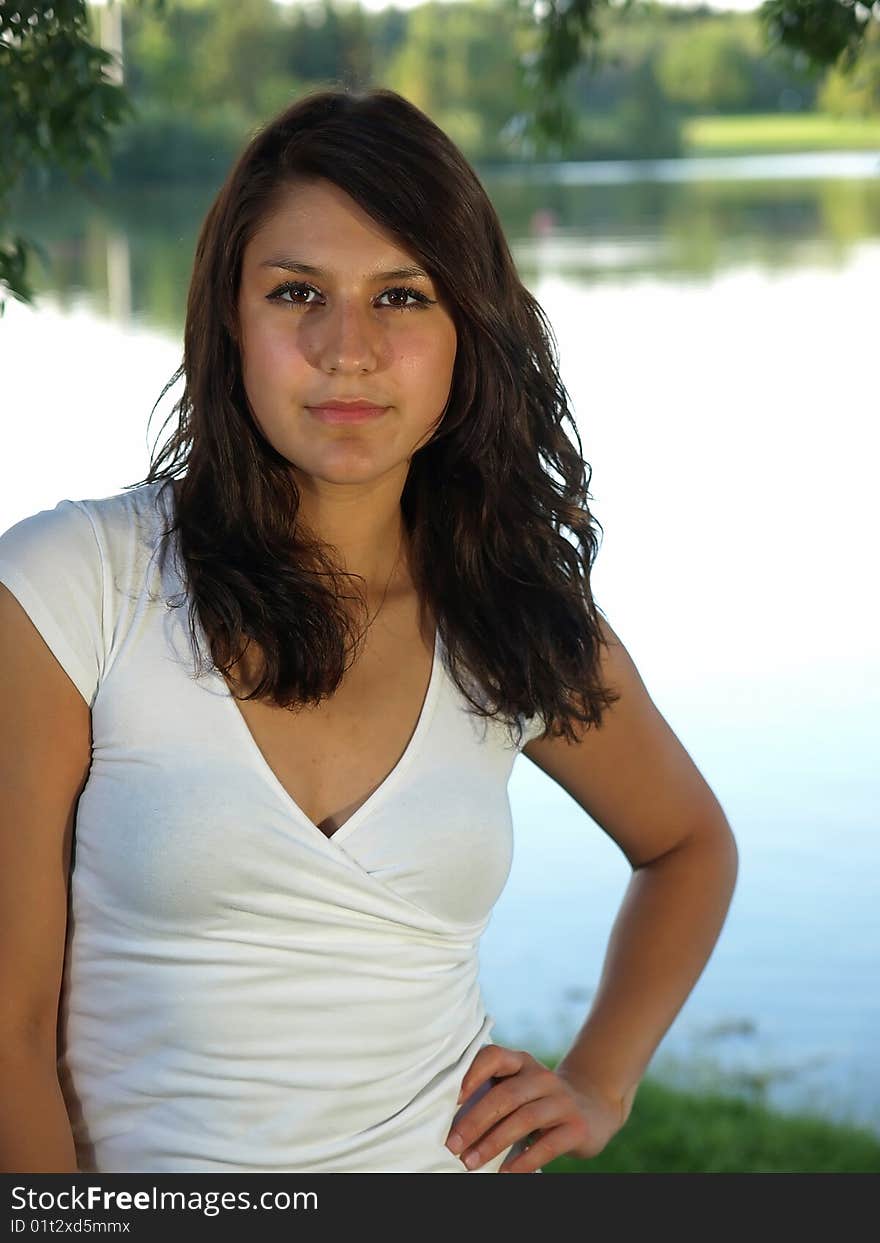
[258,258,431,282]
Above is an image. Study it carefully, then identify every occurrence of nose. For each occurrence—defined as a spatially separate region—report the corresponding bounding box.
[309,296,382,374]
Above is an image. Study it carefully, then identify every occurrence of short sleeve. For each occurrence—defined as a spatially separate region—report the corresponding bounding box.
[0,499,105,708]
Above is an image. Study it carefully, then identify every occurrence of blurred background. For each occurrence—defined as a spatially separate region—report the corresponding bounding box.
[2,0,878,1165]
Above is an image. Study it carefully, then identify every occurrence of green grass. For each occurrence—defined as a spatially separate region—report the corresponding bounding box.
[536,1075,880,1173]
[683,112,880,155]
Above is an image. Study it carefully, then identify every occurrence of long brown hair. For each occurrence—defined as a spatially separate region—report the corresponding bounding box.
[127,86,619,746]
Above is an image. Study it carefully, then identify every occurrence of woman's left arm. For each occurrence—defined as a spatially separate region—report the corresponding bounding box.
[551,814,739,1122]
[446,616,739,1171]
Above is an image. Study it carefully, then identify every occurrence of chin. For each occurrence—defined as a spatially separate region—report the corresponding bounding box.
[293,452,403,485]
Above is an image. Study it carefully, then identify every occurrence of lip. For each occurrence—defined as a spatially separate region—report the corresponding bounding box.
[306,403,389,424]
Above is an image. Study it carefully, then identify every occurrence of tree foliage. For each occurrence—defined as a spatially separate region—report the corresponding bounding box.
[817,12,880,114]
[656,22,754,112]
[521,0,879,143]
[0,0,135,309]
[383,1,529,154]
[760,0,879,72]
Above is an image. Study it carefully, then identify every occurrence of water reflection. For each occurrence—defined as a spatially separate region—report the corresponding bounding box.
[490,149,880,184]
[7,153,880,334]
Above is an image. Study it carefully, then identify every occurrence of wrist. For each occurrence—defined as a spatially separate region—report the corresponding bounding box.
[555,1061,638,1126]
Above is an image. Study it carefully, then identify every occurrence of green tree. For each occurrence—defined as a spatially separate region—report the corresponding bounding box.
[656,24,754,113]
[817,14,880,116]
[616,52,683,157]
[385,0,529,158]
[122,0,305,137]
[760,0,878,71]
[0,0,132,311]
[523,0,879,146]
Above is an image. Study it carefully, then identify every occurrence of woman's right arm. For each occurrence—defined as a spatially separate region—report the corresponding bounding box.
[0,583,91,1173]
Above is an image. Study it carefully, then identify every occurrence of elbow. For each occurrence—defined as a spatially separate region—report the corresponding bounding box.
[688,814,740,884]
[668,812,739,870]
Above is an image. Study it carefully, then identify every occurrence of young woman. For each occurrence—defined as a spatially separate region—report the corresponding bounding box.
[0,87,738,1174]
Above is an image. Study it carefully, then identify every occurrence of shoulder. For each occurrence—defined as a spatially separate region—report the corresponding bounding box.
[71,480,171,540]
[0,480,167,548]
[0,481,172,710]
[0,479,171,609]
[0,495,102,582]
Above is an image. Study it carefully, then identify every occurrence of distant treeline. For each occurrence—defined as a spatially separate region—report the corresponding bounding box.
[61,0,880,184]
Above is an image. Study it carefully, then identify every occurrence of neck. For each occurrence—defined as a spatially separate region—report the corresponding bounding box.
[292,473,411,604]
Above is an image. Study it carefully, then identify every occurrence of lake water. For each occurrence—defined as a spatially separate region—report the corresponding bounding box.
[3,152,878,1139]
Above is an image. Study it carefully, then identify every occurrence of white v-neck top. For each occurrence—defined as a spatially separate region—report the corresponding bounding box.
[0,481,546,1173]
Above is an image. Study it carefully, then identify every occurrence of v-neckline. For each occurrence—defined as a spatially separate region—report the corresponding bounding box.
[215,625,443,848]
[156,479,444,850]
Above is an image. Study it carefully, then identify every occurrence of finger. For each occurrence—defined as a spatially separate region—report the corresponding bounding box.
[457,1095,570,1170]
[451,1065,560,1151]
[451,1076,523,1151]
[499,1120,587,1173]
[456,1044,528,1104]
[498,1136,540,1174]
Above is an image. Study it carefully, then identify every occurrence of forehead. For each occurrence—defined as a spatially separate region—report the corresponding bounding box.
[246,178,416,270]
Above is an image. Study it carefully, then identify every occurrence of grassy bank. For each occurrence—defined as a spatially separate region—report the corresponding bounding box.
[533,1069,880,1173]
[683,112,880,156]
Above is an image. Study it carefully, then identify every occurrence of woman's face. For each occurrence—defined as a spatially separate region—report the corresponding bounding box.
[236,177,458,488]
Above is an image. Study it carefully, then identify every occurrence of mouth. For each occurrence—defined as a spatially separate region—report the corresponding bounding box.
[306,404,389,424]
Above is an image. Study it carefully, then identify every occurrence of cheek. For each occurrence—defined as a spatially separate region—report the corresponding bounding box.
[242,325,304,393]
[397,325,456,385]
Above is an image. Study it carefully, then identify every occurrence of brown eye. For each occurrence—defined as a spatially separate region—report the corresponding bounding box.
[266,282,435,311]
[268,282,318,306]
[377,287,434,310]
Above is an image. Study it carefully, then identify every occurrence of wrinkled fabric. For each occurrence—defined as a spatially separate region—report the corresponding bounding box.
[0,482,545,1173]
